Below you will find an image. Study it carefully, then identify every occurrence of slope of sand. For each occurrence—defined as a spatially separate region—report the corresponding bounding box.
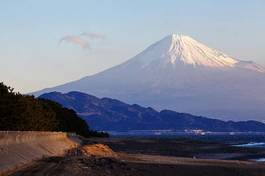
[0,131,81,175]
[81,144,118,158]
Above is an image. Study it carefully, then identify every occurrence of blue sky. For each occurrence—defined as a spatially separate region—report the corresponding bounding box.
[1,0,265,93]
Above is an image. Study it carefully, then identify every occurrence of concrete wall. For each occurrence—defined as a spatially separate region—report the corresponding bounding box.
[0,131,81,175]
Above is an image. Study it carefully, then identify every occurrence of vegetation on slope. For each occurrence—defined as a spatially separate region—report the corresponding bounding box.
[40,91,265,132]
[0,82,108,137]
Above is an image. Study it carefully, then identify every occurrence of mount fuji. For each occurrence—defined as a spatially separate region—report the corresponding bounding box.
[34,34,265,121]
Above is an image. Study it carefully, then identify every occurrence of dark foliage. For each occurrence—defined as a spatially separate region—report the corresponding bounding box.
[0,82,108,137]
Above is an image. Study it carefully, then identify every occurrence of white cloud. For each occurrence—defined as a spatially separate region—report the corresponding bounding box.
[59,32,105,49]
[80,32,106,40]
[59,35,90,49]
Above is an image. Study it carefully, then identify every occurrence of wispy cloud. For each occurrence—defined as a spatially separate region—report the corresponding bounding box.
[59,32,105,49]
[59,35,90,49]
[80,32,106,40]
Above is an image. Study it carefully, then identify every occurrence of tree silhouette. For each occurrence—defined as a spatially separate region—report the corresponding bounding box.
[0,82,108,137]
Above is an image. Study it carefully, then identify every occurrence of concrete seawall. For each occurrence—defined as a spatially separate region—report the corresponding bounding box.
[0,131,81,175]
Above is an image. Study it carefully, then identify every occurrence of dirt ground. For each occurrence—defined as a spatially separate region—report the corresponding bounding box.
[9,138,265,176]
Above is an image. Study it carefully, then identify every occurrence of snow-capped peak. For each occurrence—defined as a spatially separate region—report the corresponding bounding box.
[128,34,265,72]
[163,34,239,67]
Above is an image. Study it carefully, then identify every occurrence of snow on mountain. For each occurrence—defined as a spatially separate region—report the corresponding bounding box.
[33,34,265,121]
[121,34,264,72]
[132,34,239,68]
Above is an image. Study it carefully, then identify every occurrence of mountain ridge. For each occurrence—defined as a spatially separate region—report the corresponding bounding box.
[39,91,265,132]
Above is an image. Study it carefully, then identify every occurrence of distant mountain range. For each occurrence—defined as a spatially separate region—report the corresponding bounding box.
[34,34,265,121]
[39,91,265,132]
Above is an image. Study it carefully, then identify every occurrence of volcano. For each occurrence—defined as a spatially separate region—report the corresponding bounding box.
[34,34,265,121]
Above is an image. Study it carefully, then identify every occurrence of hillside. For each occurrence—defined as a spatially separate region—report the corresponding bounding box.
[39,91,265,132]
[0,82,108,137]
